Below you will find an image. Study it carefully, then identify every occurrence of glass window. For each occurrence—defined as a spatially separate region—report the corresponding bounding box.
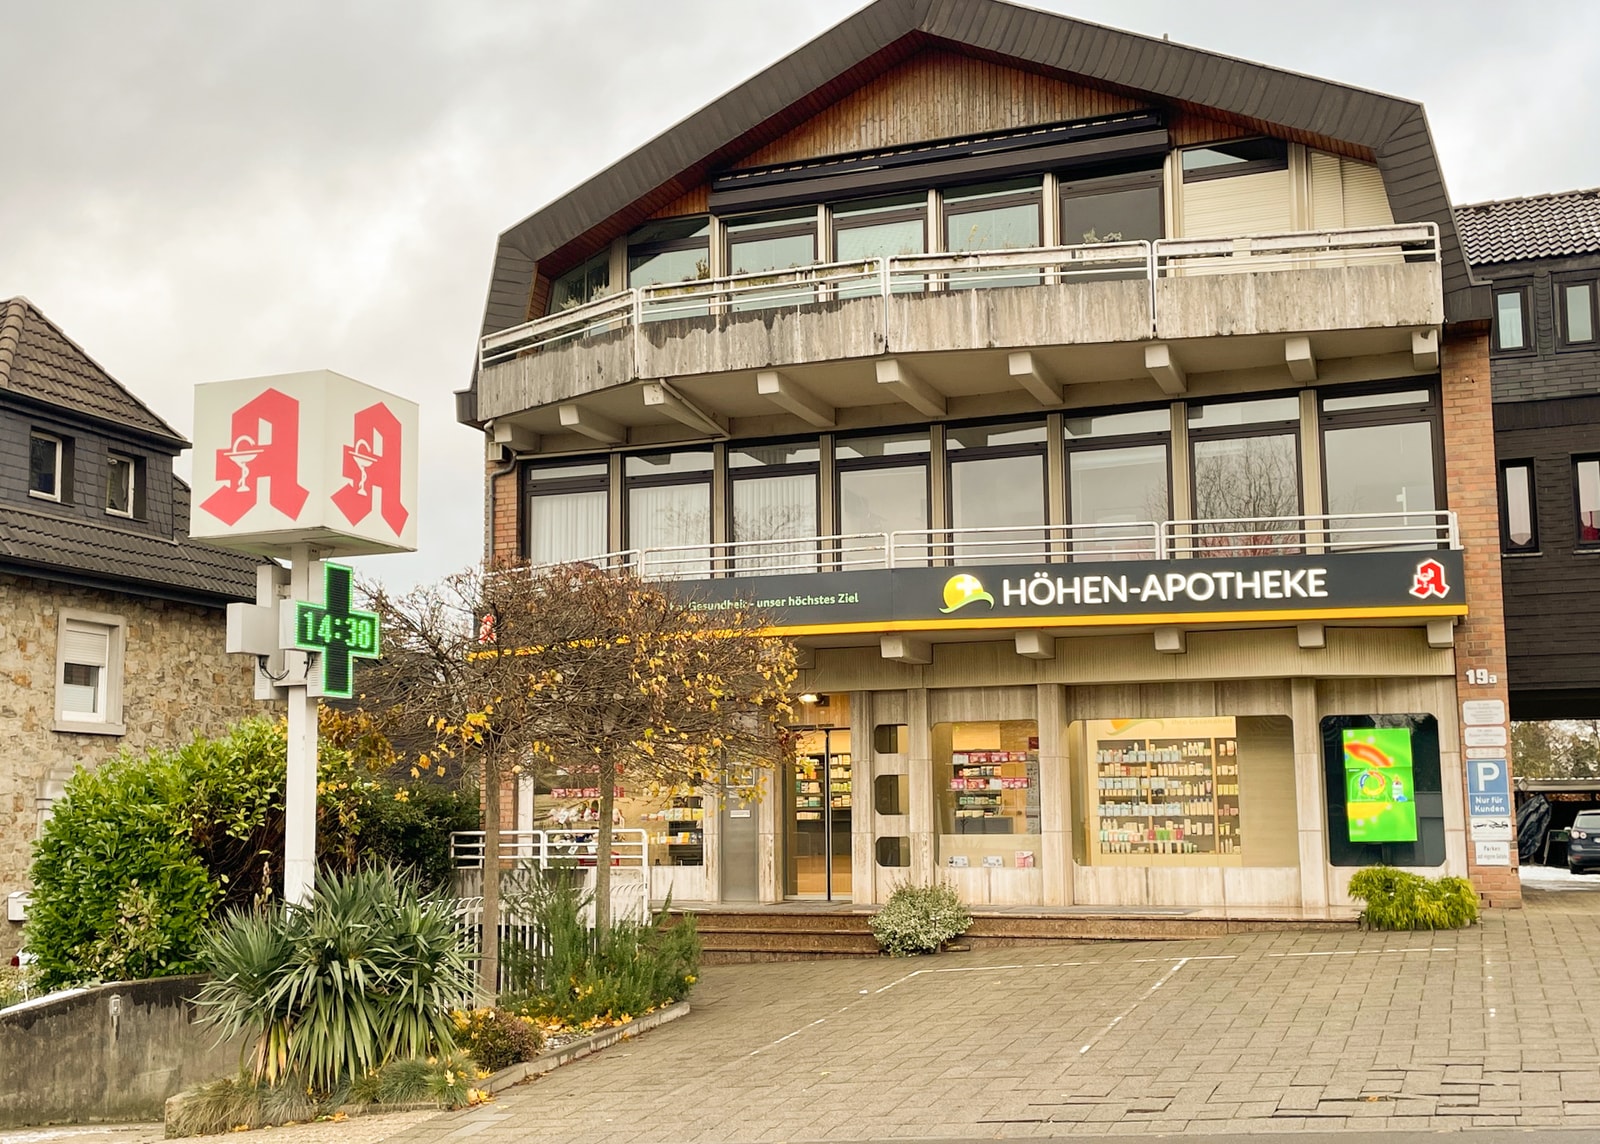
[526,460,608,565]
[1074,716,1297,869]
[106,454,135,517]
[547,251,611,313]
[837,433,929,569]
[1321,714,1444,868]
[948,422,1047,563]
[1068,445,1168,555]
[1191,435,1301,552]
[1059,169,1162,247]
[1180,138,1289,181]
[1321,390,1431,413]
[1500,461,1537,552]
[944,179,1042,289]
[629,217,711,321]
[1577,457,1600,546]
[729,443,819,574]
[1063,408,1171,439]
[936,721,1040,872]
[1321,390,1441,550]
[1187,396,1301,429]
[57,617,118,727]
[29,432,61,499]
[1494,289,1529,353]
[834,195,927,298]
[626,451,713,577]
[1560,281,1596,346]
[726,210,817,313]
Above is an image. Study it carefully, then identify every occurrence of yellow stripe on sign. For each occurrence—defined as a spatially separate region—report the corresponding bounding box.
[756,604,1469,637]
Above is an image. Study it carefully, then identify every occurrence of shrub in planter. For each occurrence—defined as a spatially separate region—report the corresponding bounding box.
[870,883,972,956]
[451,1007,544,1071]
[1347,865,1480,930]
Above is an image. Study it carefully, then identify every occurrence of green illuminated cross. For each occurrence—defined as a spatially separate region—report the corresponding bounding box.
[291,562,381,698]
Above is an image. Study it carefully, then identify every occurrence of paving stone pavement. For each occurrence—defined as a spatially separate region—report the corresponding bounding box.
[386,881,1600,1143]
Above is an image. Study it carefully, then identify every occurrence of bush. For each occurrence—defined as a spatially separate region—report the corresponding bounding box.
[195,867,474,1095]
[870,883,972,956]
[0,962,37,1009]
[501,874,700,1027]
[26,716,472,987]
[1347,865,1480,930]
[450,1007,544,1071]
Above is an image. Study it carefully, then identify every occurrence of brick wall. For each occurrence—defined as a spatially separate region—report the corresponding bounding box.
[1440,326,1521,907]
[485,461,519,566]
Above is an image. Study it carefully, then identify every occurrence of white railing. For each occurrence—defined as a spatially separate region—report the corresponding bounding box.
[1161,511,1459,557]
[479,224,1440,368]
[531,511,1458,580]
[451,827,649,869]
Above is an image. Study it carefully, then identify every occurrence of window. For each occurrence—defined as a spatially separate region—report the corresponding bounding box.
[943,179,1043,288]
[29,431,62,500]
[1499,460,1538,553]
[628,217,711,320]
[1577,456,1600,546]
[832,194,926,298]
[1493,287,1531,353]
[626,450,712,577]
[947,421,1047,562]
[55,612,124,735]
[1063,408,1169,560]
[836,432,930,567]
[1180,137,1289,182]
[725,209,817,311]
[1321,714,1444,867]
[1188,398,1302,553]
[106,454,136,518]
[935,721,1039,871]
[525,460,609,565]
[1558,280,1598,347]
[547,251,611,314]
[728,441,819,573]
[1320,387,1441,550]
[1059,167,1163,246]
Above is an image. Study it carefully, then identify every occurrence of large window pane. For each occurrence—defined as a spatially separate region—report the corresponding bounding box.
[1501,462,1536,551]
[1494,290,1526,351]
[630,483,711,577]
[629,217,711,321]
[1060,179,1162,247]
[727,211,816,313]
[548,252,611,313]
[841,465,927,568]
[936,721,1040,872]
[732,473,818,574]
[945,180,1041,289]
[1323,421,1437,549]
[951,454,1046,562]
[1191,435,1300,554]
[1068,444,1167,559]
[1578,458,1600,546]
[834,196,927,298]
[530,490,607,565]
[1563,283,1595,344]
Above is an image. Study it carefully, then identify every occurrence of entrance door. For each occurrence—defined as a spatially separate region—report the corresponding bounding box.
[785,727,853,899]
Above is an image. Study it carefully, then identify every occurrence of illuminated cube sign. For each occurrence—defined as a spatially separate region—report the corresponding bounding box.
[1343,728,1419,844]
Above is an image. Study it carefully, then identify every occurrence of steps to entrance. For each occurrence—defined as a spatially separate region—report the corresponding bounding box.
[679,906,1355,963]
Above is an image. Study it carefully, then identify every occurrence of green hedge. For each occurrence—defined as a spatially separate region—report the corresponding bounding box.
[1347,866,1480,930]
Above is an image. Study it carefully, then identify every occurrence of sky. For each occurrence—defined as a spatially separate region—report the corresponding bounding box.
[3,0,1597,589]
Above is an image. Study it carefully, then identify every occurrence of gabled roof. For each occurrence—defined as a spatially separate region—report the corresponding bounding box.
[479,0,1485,345]
[0,297,186,445]
[1454,188,1600,268]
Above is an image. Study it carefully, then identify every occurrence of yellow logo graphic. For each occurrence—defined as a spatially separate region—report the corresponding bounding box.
[940,573,995,614]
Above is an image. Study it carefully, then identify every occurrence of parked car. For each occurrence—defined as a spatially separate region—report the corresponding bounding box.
[1568,811,1600,874]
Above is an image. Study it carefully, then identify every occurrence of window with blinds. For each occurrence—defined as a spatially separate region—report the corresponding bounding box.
[57,618,117,726]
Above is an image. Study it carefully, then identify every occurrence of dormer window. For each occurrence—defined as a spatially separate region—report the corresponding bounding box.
[29,431,62,501]
[106,453,136,518]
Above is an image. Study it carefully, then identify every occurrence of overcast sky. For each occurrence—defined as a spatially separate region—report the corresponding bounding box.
[3,0,1596,588]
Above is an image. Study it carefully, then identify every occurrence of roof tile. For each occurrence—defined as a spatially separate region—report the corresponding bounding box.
[1454,188,1600,267]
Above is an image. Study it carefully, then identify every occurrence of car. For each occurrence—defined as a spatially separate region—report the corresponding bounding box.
[1568,811,1600,874]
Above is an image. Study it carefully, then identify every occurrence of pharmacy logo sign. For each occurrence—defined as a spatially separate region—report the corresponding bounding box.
[940,573,995,613]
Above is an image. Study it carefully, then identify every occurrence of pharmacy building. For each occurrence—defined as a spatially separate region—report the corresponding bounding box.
[457,0,1520,918]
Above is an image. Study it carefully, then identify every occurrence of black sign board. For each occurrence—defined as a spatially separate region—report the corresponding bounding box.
[679,550,1466,635]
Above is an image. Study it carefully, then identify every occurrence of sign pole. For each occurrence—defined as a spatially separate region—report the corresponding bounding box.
[284,543,320,907]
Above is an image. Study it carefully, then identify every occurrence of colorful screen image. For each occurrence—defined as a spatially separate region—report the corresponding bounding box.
[1342,728,1419,844]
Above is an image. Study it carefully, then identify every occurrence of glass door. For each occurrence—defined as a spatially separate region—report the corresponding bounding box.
[785,727,853,899]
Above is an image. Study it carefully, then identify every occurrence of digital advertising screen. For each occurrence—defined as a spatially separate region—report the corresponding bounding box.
[1342,727,1419,844]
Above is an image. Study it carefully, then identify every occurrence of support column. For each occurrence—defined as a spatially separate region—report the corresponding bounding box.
[850,691,874,904]
[907,688,936,885]
[1037,683,1073,905]
[284,545,323,907]
[1292,677,1329,916]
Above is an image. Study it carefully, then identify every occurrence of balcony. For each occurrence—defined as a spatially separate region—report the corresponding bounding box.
[476,225,1444,428]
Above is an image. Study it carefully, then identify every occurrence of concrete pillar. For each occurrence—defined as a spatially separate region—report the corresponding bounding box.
[1292,677,1329,915]
[1037,683,1074,905]
[907,687,936,884]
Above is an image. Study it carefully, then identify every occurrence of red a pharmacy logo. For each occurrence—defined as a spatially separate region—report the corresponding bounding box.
[1409,558,1450,600]
[330,402,409,535]
[200,388,310,525]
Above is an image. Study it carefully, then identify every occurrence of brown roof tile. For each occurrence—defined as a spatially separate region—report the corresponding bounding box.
[1454,188,1600,267]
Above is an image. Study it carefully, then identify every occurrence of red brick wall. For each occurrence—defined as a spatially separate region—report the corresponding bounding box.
[486,462,520,567]
[1440,325,1520,907]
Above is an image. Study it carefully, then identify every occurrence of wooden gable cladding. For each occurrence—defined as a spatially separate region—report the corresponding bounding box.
[649,185,710,220]
[731,48,1143,170]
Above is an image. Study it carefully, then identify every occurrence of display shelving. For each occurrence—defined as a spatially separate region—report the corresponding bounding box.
[1094,735,1241,855]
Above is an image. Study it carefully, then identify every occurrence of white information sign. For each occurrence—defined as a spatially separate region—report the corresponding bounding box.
[1474,840,1511,866]
[1462,700,1507,726]
[1470,817,1513,841]
[1464,725,1509,748]
[1466,746,1505,760]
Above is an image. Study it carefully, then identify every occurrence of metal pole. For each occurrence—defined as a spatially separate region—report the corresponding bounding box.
[283,543,319,907]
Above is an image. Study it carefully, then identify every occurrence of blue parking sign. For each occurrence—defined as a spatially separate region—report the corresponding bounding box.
[1468,758,1511,818]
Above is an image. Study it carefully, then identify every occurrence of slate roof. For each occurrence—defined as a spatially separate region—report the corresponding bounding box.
[0,297,185,445]
[476,0,1485,358]
[1454,188,1600,267]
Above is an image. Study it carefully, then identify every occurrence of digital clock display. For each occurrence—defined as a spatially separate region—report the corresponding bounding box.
[295,607,380,655]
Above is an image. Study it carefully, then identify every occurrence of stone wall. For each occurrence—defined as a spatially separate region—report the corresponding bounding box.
[0,574,271,958]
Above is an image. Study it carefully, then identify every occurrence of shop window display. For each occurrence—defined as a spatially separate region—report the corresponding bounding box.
[935,720,1041,870]
[532,782,704,868]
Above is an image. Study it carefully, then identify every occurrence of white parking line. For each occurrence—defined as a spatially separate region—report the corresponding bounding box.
[1078,956,1194,1056]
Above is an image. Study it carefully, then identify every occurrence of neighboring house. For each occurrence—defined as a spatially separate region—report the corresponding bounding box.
[457,0,1515,917]
[0,297,267,957]
[1455,190,1600,721]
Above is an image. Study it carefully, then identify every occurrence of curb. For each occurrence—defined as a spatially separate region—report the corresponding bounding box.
[482,1001,691,1093]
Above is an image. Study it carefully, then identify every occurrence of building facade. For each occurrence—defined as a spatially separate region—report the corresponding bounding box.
[460,0,1517,916]
[1456,190,1600,722]
[0,298,265,956]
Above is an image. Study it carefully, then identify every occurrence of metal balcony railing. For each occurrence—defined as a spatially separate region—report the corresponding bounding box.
[450,827,650,869]
[529,510,1459,581]
[478,223,1441,368]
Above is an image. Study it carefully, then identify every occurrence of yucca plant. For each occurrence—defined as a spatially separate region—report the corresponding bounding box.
[196,867,474,1095]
